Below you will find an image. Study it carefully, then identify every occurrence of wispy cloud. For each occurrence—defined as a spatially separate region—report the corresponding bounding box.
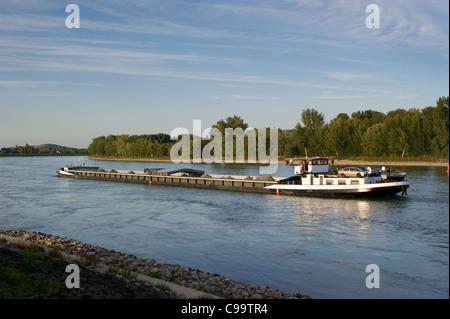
[2,1,448,49]
[0,80,107,88]
[0,13,61,31]
[0,32,348,91]
[231,95,278,100]
[0,81,58,88]
[397,94,421,99]
[197,0,449,50]
[315,93,364,100]
[325,72,373,82]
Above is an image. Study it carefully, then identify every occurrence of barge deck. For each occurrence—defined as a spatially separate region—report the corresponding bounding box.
[57,167,279,195]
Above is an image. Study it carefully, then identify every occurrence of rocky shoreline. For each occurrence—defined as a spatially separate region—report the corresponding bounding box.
[0,229,310,299]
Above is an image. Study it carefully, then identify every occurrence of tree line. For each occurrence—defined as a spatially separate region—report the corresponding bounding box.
[0,144,88,156]
[88,96,449,160]
[279,96,448,159]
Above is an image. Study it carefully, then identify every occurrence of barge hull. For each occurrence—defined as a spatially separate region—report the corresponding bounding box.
[57,168,409,197]
[266,180,409,197]
[57,169,276,195]
[272,185,407,197]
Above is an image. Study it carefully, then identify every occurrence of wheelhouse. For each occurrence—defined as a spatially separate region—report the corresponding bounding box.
[289,157,330,175]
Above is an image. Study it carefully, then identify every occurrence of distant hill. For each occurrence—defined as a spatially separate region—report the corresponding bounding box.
[1,143,88,156]
[33,144,76,150]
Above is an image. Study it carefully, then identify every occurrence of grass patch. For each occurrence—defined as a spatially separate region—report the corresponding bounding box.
[108,263,137,279]
[49,247,63,259]
[147,271,161,279]
[117,264,137,279]
[15,240,44,252]
[19,248,48,272]
[155,283,170,292]
[107,265,117,274]
[0,266,81,299]
[78,252,100,267]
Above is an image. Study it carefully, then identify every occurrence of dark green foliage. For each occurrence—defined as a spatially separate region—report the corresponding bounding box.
[289,97,449,159]
[88,134,173,158]
[86,97,449,160]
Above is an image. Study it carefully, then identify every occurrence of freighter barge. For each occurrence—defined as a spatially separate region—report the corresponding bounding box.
[56,157,409,197]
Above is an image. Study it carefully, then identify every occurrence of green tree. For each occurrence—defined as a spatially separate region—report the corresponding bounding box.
[212,115,249,159]
[351,110,386,131]
[115,134,129,157]
[104,135,117,156]
[362,123,387,157]
[88,136,106,156]
[325,115,363,157]
[212,115,249,135]
[431,97,449,157]
[293,108,326,156]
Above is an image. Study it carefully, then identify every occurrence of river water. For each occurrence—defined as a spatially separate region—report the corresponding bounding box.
[0,156,448,298]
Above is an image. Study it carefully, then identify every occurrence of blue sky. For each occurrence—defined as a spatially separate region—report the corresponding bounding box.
[0,0,448,148]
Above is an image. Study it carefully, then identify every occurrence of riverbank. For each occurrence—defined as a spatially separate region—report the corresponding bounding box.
[333,159,449,167]
[88,156,449,167]
[0,229,309,299]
